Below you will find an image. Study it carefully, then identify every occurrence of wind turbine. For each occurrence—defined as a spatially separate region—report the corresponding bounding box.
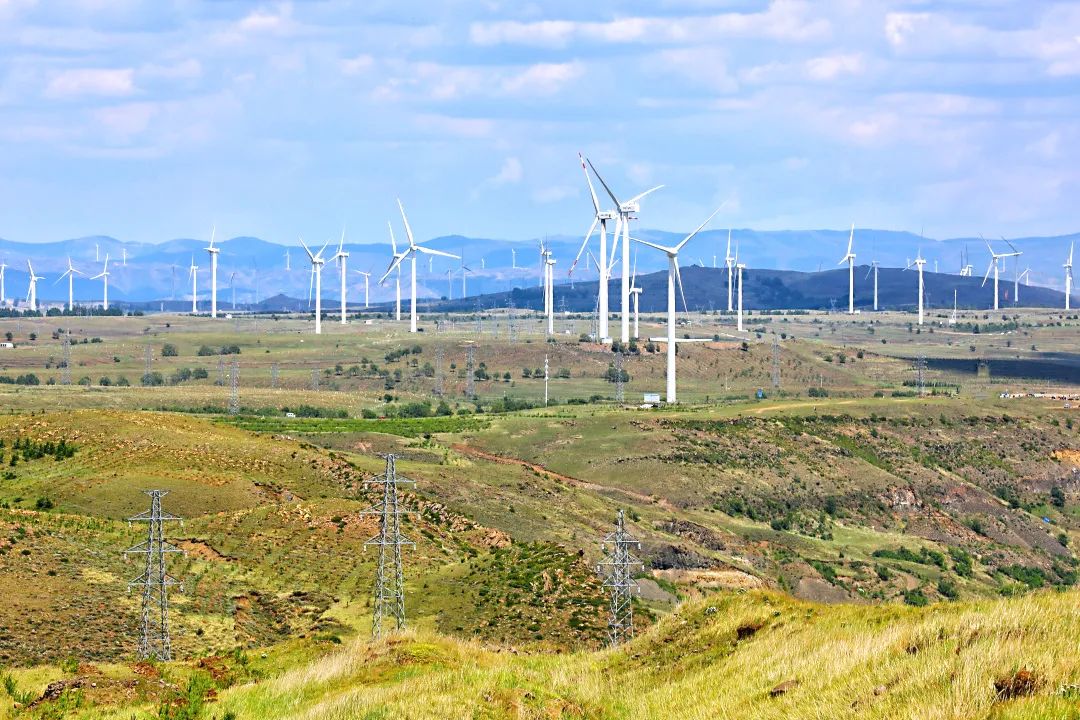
[284,249,291,271]
[1015,267,1030,305]
[229,271,237,310]
[837,224,855,314]
[331,229,349,325]
[445,268,454,300]
[629,251,643,339]
[355,270,371,309]
[734,240,747,331]
[905,250,927,325]
[865,260,880,311]
[188,256,198,313]
[385,222,405,321]
[543,244,556,335]
[569,154,617,341]
[586,157,663,344]
[91,256,110,310]
[632,203,725,403]
[1065,242,1074,311]
[54,257,84,311]
[25,260,43,312]
[725,229,735,312]
[982,238,1020,310]
[301,237,329,334]
[0,259,6,305]
[205,227,220,318]
[380,200,458,333]
[959,245,973,276]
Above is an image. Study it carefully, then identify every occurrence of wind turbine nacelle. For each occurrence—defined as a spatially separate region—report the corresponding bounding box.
[597,211,619,221]
[619,203,641,214]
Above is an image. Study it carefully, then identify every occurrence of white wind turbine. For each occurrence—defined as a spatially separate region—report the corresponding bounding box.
[725,229,735,312]
[905,250,927,325]
[1015,267,1030,305]
[25,260,43,312]
[301,237,330,334]
[355,270,371,309]
[0,259,6,305]
[569,154,618,341]
[91,255,110,310]
[630,251,642,339]
[187,255,198,313]
[1065,242,1074,311]
[959,245,973,276]
[837,223,855,314]
[380,200,458,333]
[865,260,880,311]
[586,157,663,344]
[229,271,238,310]
[331,229,349,325]
[55,257,84,311]
[385,222,405,321]
[633,203,725,403]
[543,243,556,335]
[982,237,1020,310]
[205,227,220,318]
[735,241,746,332]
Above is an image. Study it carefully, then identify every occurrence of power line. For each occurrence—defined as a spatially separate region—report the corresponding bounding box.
[228,360,239,414]
[363,454,414,638]
[124,490,184,661]
[597,508,642,647]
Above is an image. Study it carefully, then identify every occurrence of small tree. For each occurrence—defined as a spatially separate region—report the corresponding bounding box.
[161,343,179,357]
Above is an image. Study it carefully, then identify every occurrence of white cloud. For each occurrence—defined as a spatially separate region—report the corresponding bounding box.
[489,157,523,186]
[501,62,583,95]
[533,184,577,204]
[884,12,929,48]
[94,101,159,138]
[805,53,863,81]
[341,54,374,75]
[140,59,202,81]
[44,68,135,98]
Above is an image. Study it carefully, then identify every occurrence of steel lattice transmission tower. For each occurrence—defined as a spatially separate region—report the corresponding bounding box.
[614,351,625,403]
[270,363,279,389]
[916,354,927,396]
[125,490,184,661]
[433,347,445,397]
[465,345,476,399]
[144,344,152,380]
[363,454,414,638]
[228,361,239,414]
[771,334,781,390]
[61,333,72,386]
[311,368,320,391]
[216,357,225,386]
[597,508,642,647]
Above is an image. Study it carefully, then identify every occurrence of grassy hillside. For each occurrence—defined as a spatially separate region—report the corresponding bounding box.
[6,589,1079,719]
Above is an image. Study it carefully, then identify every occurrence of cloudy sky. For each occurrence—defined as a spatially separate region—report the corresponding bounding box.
[1,0,1078,244]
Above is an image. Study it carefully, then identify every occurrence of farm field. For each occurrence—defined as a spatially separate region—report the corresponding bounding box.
[0,309,1077,718]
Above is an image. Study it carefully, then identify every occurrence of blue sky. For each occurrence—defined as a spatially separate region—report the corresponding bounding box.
[1,0,1078,245]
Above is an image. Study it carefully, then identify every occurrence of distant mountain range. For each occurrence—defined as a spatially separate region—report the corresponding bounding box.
[0,229,1075,308]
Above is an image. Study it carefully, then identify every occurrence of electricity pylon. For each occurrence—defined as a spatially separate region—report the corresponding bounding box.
[125,490,184,661]
[597,508,642,647]
[465,345,476,399]
[771,334,781,389]
[228,361,239,414]
[614,351,625,403]
[61,333,71,386]
[363,454,414,638]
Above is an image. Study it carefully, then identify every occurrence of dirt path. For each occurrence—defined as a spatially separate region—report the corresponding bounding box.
[749,399,858,415]
[450,442,672,509]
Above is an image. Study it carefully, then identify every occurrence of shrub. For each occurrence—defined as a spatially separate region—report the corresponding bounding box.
[161,343,179,357]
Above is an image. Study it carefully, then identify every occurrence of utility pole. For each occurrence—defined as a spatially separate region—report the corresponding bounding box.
[507,299,516,343]
[144,344,152,381]
[270,363,279,389]
[311,368,320,392]
[597,509,642,647]
[363,454,414,638]
[217,357,225,386]
[228,361,239,414]
[465,345,476,400]
[614,351,624,403]
[61,332,71,386]
[125,490,184,661]
[771,334,781,390]
[544,354,549,406]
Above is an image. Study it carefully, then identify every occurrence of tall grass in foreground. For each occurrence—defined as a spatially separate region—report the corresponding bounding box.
[207,589,1080,720]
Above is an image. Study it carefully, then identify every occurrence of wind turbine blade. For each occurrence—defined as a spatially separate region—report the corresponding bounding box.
[569,217,598,275]
[397,199,416,248]
[631,237,675,254]
[864,265,873,280]
[578,153,601,214]
[316,240,330,260]
[675,201,728,252]
[627,185,664,205]
[415,246,459,260]
[981,261,993,286]
[378,253,406,285]
[847,223,854,256]
[308,264,315,303]
[631,250,638,286]
[608,215,622,272]
[586,158,621,207]
[674,262,688,315]
[387,221,398,255]
[1002,236,1019,254]
[299,236,315,260]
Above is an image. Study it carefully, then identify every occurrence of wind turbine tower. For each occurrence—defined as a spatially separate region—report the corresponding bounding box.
[586,157,663,344]
[633,204,724,403]
[906,251,927,325]
[570,154,618,341]
[380,200,458,333]
[92,256,110,310]
[25,260,43,312]
[55,257,84,311]
[386,222,404,321]
[332,229,349,325]
[865,260,879,311]
[982,238,1020,310]
[300,237,329,334]
[356,270,371,309]
[188,256,198,313]
[205,227,220,318]
[838,224,855,314]
[725,229,735,312]
[0,260,6,305]
[1065,242,1074,311]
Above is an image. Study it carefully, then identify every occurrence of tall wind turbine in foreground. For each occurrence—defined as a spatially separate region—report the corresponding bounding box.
[586,158,663,344]
[25,260,43,312]
[838,224,855,314]
[332,230,349,325]
[570,154,617,341]
[982,238,1020,310]
[1065,242,1074,311]
[905,250,927,325]
[301,238,329,334]
[187,256,198,313]
[205,227,220,318]
[55,257,84,311]
[380,200,458,333]
[633,204,725,403]
[91,256,110,310]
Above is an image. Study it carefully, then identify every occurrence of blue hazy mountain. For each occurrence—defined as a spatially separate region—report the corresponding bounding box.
[0,229,1075,307]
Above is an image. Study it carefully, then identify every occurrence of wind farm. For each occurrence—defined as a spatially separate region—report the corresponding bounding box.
[2,2,1080,719]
